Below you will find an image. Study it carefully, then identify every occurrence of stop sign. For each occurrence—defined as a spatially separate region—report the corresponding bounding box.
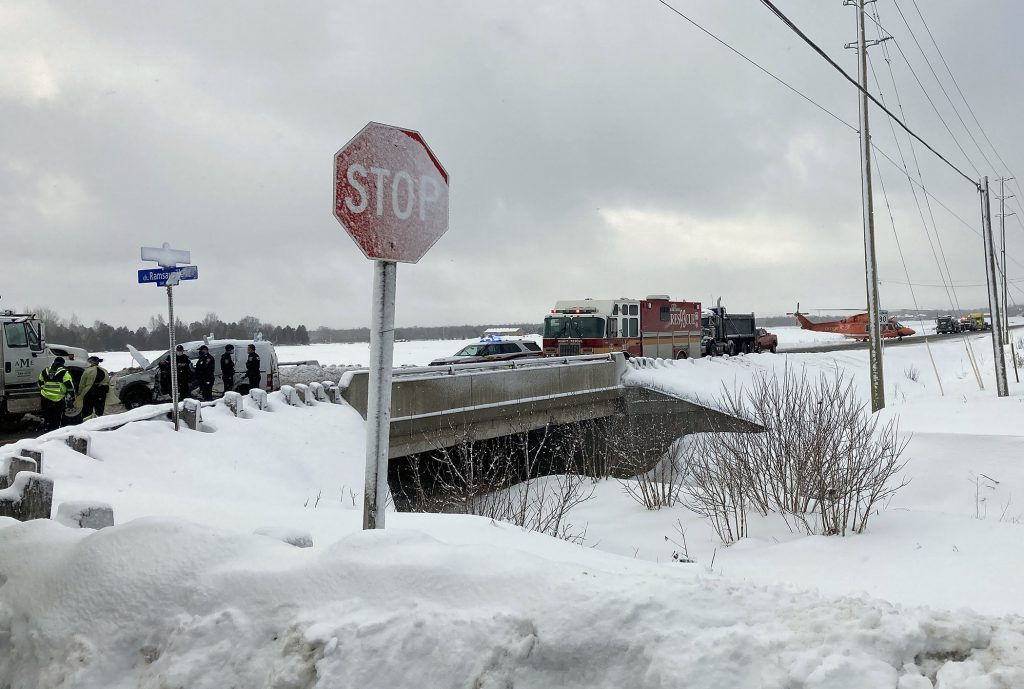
[333,122,449,263]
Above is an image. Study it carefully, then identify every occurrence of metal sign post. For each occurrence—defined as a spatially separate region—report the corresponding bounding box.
[333,122,449,529]
[140,243,196,431]
[364,260,397,529]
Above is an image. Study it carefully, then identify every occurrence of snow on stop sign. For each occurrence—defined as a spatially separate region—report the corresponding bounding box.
[333,122,449,263]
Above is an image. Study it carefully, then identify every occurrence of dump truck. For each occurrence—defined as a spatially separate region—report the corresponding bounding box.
[701,304,774,356]
[936,315,962,334]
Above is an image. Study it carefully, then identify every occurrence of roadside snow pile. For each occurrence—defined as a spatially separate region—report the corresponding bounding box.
[2,516,1023,689]
[279,362,360,386]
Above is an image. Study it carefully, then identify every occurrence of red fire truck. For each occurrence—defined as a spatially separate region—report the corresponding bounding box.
[542,295,703,359]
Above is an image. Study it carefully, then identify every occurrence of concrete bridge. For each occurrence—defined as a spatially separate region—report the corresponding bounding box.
[339,353,754,466]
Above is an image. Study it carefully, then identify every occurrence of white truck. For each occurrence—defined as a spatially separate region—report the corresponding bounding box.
[0,310,51,419]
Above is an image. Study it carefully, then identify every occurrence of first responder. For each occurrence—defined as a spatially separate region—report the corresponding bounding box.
[75,356,110,420]
[195,345,216,401]
[38,356,75,431]
[246,343,261,391]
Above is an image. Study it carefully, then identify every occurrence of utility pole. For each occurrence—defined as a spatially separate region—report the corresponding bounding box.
[980,177,1009,397]
[846,0,887,412]
[997,177,1015,342]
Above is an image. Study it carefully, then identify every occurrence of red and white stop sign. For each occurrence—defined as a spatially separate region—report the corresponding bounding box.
[333,122,449,263]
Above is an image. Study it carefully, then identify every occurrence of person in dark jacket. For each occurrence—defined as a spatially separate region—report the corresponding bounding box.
[158,357,171,396]
[220,344,235,395]
[175,344,193,400]
[246,344,261,391]
[194,345,216,401]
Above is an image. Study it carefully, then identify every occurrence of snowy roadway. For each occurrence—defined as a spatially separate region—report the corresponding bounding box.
[3,331,1024,686]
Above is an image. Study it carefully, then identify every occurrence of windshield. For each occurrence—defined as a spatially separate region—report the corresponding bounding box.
[543,316,605,339]
[455,344,489,356]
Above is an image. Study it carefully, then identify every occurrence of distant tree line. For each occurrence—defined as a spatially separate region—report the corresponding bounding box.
[26,307,541,352]
[28,308,310,352]
[312,323,542,343]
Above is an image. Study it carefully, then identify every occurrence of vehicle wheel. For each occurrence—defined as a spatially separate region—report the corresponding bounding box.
[705,342,716,357]
[122,386,150,410]
[675,350,688,360]
[770,344,777,354]
[235,383,251,395]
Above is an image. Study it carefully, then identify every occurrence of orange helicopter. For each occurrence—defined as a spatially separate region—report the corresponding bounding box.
[789,304,916,341]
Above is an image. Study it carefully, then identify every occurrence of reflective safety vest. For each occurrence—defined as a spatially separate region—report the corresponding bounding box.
[38,366,74,402]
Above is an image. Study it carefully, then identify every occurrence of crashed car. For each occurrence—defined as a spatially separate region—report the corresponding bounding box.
[429,336,543,366]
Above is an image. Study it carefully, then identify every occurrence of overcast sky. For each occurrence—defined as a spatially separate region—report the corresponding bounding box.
[3,1,1023,329]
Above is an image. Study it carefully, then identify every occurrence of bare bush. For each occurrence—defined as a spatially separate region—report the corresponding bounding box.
[681,366,910,541]
[904,366,920,383]
[405,416,595,542]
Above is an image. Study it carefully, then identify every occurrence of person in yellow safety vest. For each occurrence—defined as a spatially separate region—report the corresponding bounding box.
[74,356,111,421]
[38,356,75,431]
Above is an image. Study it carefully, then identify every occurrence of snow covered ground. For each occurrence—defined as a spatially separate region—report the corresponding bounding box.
[6,331,1024,686]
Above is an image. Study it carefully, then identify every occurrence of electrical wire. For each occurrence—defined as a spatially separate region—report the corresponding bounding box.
[887,1,995,176]
[905,0,1015,180]
[655,1,858,133]
[757,0,978,188]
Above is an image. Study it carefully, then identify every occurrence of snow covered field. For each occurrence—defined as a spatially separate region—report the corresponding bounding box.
[6,331,1024,686]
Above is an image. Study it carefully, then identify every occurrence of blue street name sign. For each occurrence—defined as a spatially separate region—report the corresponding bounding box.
[137,265,199,287]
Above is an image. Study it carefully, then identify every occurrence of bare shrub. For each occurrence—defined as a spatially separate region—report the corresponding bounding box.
[681,366,909,541]
[408,417,595,542]
[904,366,920,383]
[617,439,692,510]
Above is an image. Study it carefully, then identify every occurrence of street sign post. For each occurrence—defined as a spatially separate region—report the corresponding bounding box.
[333,122,449,529]
[140,243,197,431]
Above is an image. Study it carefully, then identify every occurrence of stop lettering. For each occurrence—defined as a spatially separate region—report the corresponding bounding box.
[333,122,449,263]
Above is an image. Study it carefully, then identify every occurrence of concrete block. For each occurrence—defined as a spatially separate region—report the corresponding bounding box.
[294,383,310,405]
[65,434,90,456]
[326,385,343,404]
[22,448,43,472]
[8,457,38,486]
[0,472,54,521]
[182,398,202,430]
[249,388,269,411]
[223,391,244,417]
[280,385,299,406]
[310,381,328,402]
[254,526,313,548]
[56,501,114,529]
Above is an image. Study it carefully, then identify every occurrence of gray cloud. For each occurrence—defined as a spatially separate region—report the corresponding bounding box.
[2,1,1021,330]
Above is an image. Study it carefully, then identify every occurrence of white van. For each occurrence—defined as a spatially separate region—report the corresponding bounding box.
[114,339,280,409]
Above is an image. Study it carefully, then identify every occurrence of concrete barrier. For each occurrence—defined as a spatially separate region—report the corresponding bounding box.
[254,526,313,548]
[182,399,202,430]
[280,385,299,406]
[310,381,328,402]
[65,433,91,456]
[56,501,114,529]
[0,455,37,490]
[223,391,244,417]
[294,383,311,405]
[249,388,269,411]
[0,472,53,521]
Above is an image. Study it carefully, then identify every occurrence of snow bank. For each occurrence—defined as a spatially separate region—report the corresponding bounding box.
[1,517,1022,689]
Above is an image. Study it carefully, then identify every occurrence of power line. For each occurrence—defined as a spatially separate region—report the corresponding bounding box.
[757,0,978,188]
[886,2,993,176]
[860,11,982,179]
[905,0,1014,179]
[654,1,856,132]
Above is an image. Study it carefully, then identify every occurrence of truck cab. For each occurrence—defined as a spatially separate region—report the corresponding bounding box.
[0,311,52,418]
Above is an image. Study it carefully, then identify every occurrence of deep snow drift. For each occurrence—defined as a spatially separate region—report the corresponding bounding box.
[3,329,1024,686]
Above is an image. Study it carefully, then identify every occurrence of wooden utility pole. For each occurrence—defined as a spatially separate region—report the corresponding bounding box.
[849,0,885,412]
[980,177,1009,397]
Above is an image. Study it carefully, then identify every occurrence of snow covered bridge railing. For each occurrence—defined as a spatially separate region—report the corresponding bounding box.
[339,353,755,460]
